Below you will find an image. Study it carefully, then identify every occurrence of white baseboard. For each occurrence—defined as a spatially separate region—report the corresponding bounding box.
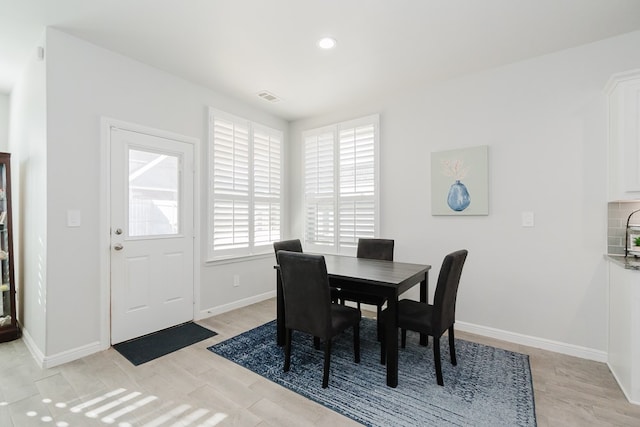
[20,296,608,369]
[456,321,608,363]
[345,305,607,363]
[607,362,640,405]
[21,328,104,369]
[21,291,276,369]
[197,290,276,319]
[21,328,45,367]
[42,341,104,369]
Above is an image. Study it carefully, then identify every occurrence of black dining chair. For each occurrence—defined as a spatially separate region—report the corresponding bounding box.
[273,239,339,303]
[273,239,303,261]
[380,249,468,386]
[273,239,319,349]
[278,251,361,388]
[337,238,394,340]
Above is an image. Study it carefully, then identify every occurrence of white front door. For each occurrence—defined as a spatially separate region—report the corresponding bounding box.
[110,127,194,344]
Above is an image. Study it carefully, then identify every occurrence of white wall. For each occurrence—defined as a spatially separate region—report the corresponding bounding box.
[290,31,640,358]
[16,26,640,364]
[0,93,9,152]
[8,32,48,355]
[24,28,286,362]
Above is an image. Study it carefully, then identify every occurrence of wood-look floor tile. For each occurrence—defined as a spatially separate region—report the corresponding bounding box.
[248,397,318,427]
[2,297,640,426]
[198,367,263,408]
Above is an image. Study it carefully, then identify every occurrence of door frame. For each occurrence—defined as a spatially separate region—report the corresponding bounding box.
[99,117,201,350]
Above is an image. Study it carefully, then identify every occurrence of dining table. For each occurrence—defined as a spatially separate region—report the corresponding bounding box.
[275,253,431,388]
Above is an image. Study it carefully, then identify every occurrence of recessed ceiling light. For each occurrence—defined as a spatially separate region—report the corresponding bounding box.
[317,37,337,50]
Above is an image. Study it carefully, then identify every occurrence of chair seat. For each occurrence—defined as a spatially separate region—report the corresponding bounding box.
[330,304,361,335]
[334,278,388,341]
[394,299,435,334]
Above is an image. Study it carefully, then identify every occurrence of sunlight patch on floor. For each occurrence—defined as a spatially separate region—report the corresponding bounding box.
[7,388,228,426]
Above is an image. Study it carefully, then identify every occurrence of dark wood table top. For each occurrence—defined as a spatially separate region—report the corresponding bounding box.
[321,254,431,292]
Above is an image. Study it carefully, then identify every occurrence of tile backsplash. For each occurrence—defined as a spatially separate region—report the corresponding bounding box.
[608,201,640,255]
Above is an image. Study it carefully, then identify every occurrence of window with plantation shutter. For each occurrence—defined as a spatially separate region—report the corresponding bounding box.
[209,109,282,259]
[253,125,281,247]
[303,115,379,254]
[304,129,335,247]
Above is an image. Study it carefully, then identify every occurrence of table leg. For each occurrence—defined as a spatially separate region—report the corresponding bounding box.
[276,271,285,346]
[385,295,399,387]
[419,273,428,346]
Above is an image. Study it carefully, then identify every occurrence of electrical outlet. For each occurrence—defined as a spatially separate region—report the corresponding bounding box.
[233,274,240,287]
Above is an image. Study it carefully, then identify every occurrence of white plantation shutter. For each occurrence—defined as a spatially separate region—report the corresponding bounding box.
[209,109,282,258]
[213,117,249,195]
[304,115,379,253]
[254,202,281,246]
[339,200,375,247]
[338,124,376,248]
[212,116,250,251]
[213,200,249,250]
[253,126,281,247]
[306,201,335,246]
[304,130,335,246]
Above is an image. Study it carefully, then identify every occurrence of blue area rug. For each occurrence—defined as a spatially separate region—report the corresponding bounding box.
[208,318,536,426]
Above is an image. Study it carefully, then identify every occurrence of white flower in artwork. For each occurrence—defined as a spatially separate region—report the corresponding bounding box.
[441,159,469,181]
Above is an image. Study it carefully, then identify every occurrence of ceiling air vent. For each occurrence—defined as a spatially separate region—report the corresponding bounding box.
[257,91,281,103]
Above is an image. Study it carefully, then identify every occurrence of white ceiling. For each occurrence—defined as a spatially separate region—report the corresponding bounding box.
[2,0,640,121]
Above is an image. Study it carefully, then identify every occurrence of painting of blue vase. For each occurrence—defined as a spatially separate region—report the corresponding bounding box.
[447,180,470,211]
[431,145,488,216]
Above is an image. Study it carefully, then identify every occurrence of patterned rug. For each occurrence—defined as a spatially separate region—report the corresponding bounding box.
[208,318,536,426]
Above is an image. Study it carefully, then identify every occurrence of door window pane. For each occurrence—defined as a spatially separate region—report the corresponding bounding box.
[129,149,180,237]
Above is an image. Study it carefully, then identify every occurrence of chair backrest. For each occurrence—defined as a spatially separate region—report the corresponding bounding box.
[432,250,468,334]
[357,238,394,261]
[278,251,332,338]
[273,239,303,263]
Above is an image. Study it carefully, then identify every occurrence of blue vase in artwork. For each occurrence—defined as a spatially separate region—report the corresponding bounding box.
[447,180,471,211]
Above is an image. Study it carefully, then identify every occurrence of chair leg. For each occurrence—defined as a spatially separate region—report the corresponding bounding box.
[376,305,382,341]
[284,329,292,372]
[354,322,361,363]
[433,336,443,386]
[380,328,386,365]
[314,336,321,350]
[322,339,332,388]
[448,326,457,366]
[401,328,407,348]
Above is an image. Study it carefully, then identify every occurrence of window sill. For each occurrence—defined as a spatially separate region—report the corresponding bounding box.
[205,252,273,266]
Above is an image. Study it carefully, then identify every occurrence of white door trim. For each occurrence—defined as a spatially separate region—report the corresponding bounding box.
[99,117,201,350]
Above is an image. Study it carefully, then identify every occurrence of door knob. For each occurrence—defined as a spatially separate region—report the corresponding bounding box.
[113,243,123,251]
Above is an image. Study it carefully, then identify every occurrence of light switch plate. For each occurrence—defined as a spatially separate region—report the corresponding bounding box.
[67,210,81,227]
[521,211,534,227]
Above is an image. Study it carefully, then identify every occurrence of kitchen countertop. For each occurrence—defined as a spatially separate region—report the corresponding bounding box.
[607,254,640,270]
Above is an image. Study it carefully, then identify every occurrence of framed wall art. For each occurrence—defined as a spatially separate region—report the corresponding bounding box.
[431,145,489,216]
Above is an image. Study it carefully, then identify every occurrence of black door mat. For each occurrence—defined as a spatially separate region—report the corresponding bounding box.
[114,322,217,365]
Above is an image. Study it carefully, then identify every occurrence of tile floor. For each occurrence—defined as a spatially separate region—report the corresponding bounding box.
[1,298,639,426]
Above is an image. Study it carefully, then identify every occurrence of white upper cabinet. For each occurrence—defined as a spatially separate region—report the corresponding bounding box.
[607,69,640,201]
